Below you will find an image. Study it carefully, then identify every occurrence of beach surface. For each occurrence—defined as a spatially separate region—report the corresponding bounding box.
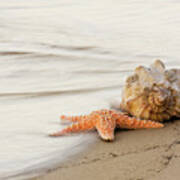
[31,120,180,180]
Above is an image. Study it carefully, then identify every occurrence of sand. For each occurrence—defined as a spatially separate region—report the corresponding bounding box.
[30,120,180,180]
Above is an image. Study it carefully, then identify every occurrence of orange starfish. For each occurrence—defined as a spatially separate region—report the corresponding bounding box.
[49,109,164,141]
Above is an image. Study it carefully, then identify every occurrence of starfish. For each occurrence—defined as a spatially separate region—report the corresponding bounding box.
[49,109,164,141]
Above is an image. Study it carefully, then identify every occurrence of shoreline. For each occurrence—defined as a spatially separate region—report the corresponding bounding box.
[30,120,180,180]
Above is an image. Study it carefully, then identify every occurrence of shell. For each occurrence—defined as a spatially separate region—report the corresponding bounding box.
[120,60,180,121]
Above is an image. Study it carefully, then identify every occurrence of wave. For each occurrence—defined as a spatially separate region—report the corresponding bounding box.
[0,84,122,98]
[0,51,32,56]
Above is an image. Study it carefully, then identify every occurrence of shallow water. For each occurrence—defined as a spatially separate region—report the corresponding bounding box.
[1,0,180,179]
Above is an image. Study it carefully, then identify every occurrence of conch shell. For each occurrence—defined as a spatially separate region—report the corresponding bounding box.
[120,60,180,121]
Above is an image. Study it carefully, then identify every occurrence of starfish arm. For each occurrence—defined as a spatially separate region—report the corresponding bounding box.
[49,119,95,137]
[60,114,89,123]
[92,109,115,116]
[115,114,164,129]
[95,114,116,141]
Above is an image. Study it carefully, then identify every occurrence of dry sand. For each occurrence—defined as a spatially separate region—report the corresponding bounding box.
[30,120,180,180]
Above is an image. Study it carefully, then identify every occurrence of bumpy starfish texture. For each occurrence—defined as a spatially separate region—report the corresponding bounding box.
[49,109,164,141]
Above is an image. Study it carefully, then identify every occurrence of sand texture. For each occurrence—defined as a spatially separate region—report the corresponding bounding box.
[31,120,180,180]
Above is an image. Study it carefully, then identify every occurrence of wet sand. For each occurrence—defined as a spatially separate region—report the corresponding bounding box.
[31,120,180,180]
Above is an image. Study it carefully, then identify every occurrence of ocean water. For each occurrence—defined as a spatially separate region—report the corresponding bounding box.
[1,0,180,179]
